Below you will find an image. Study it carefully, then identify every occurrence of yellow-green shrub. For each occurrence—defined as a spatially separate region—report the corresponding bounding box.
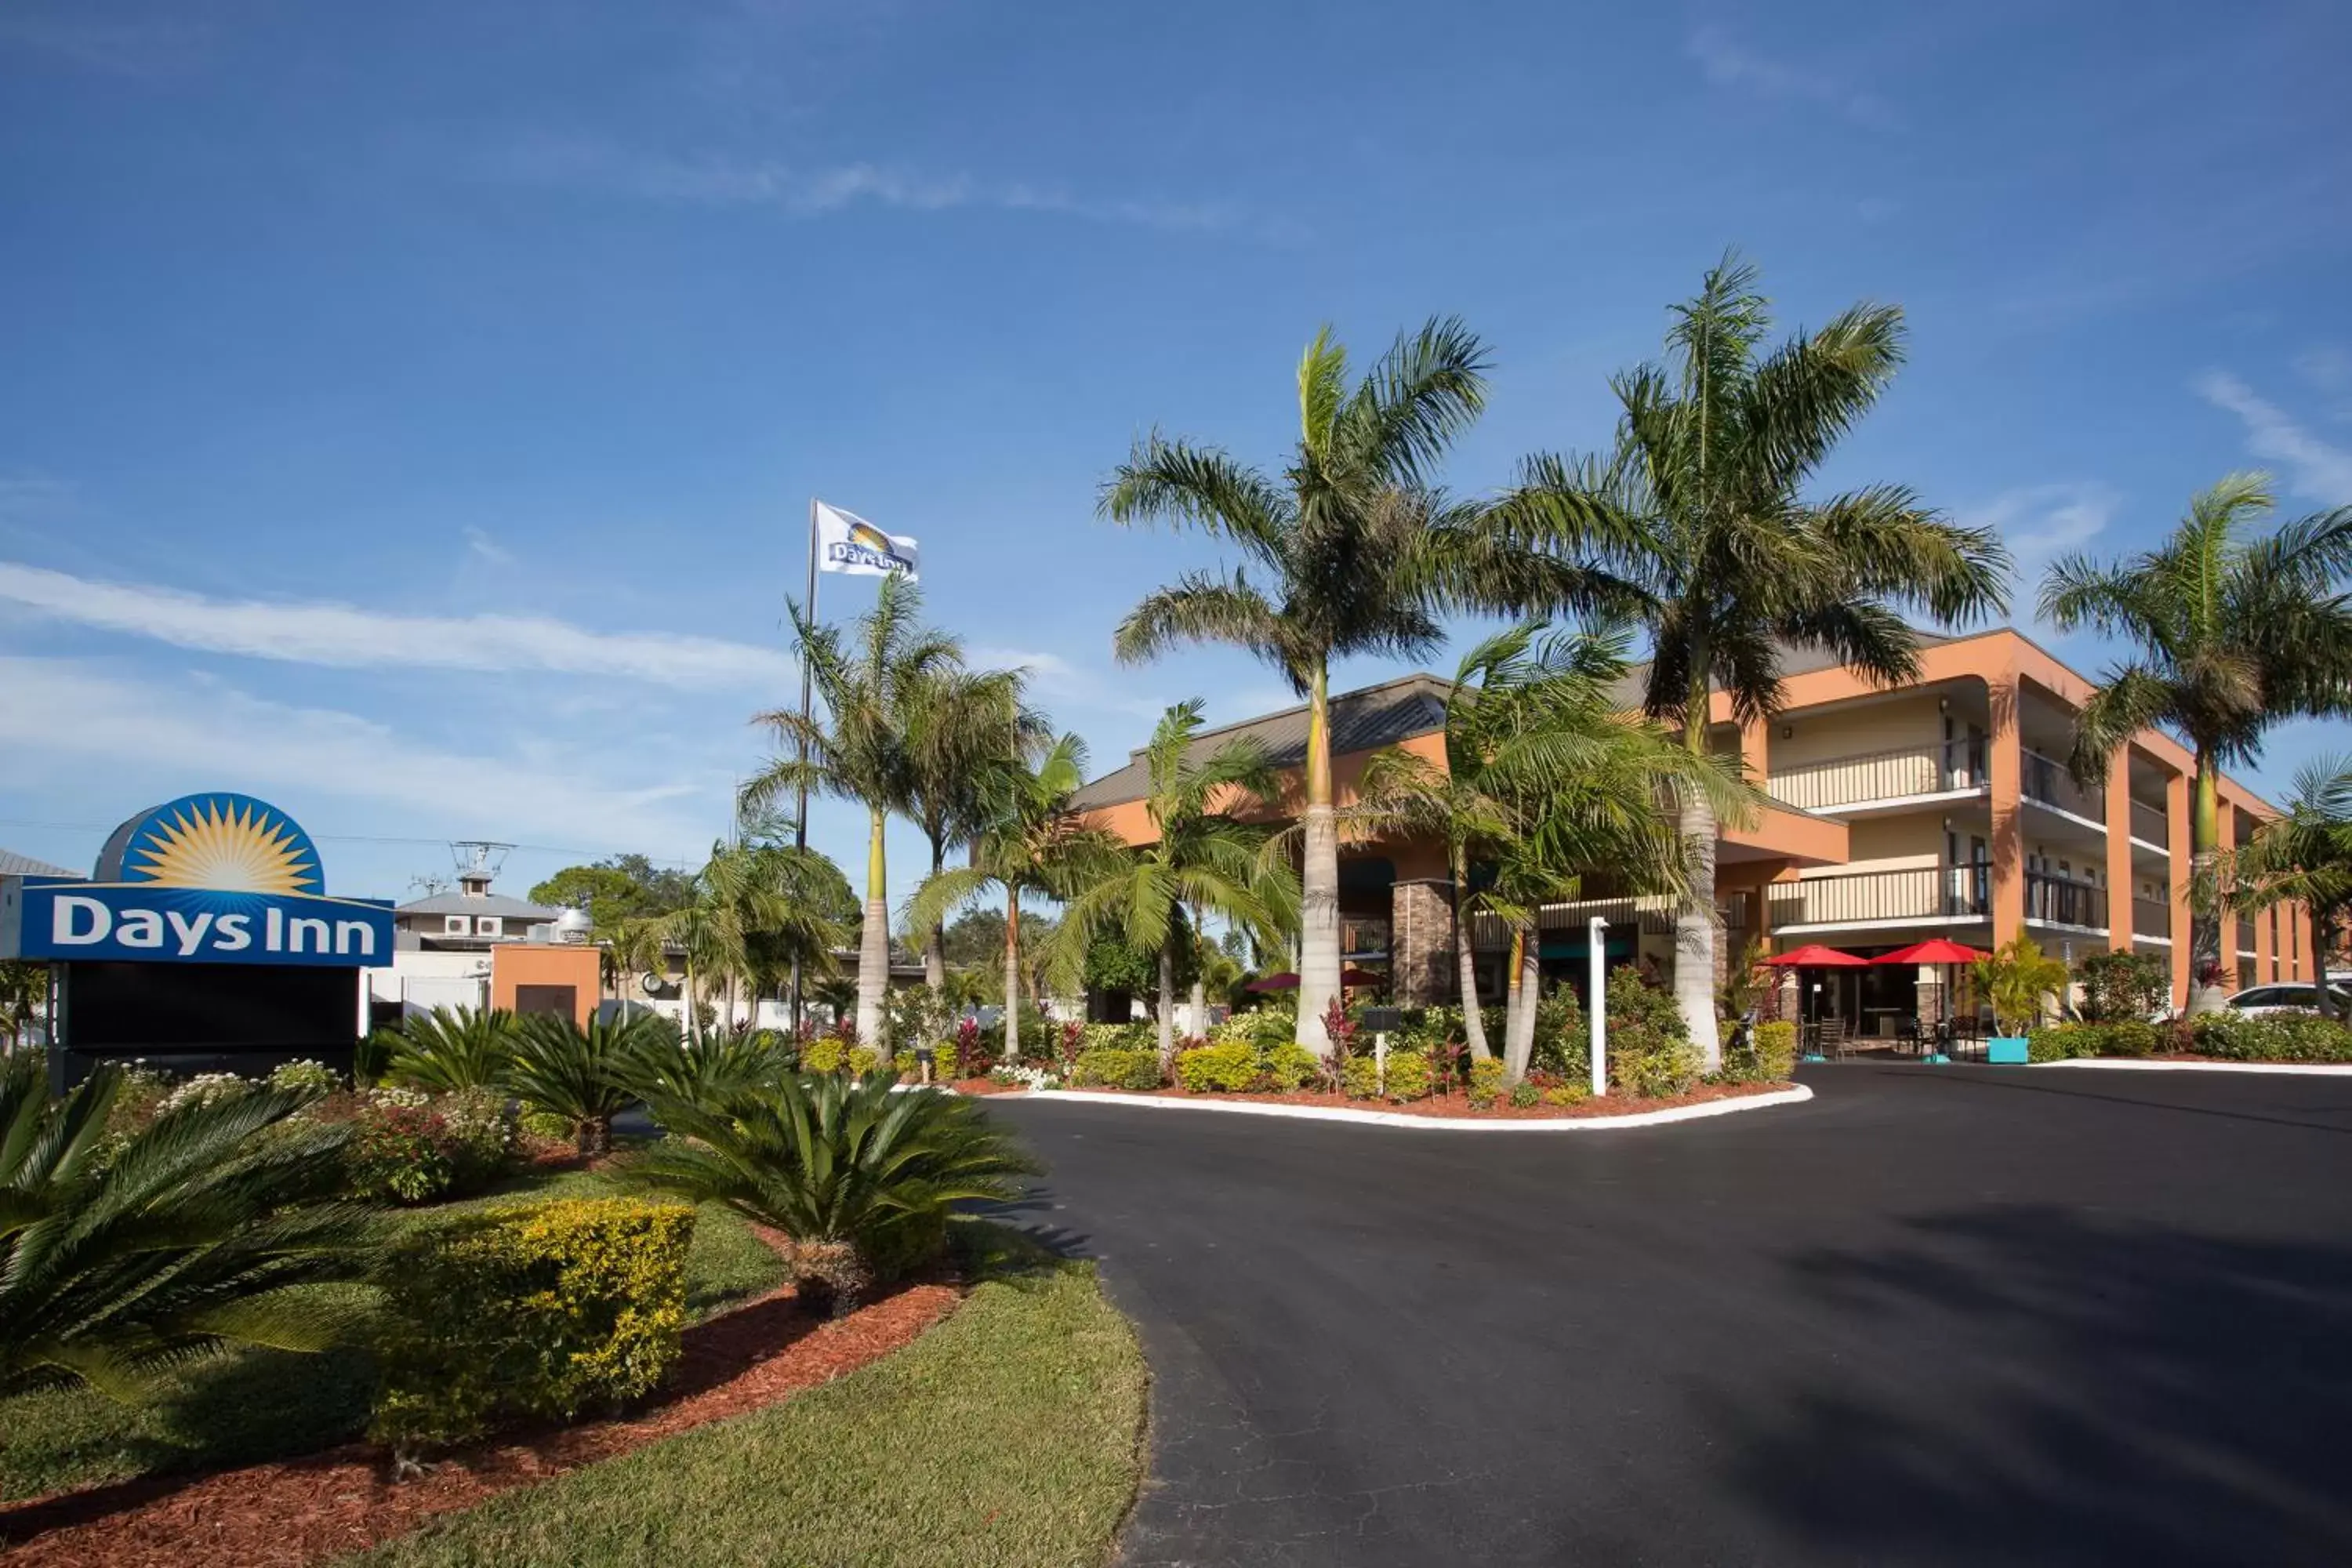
[1341,1055,1381,1099]
[1382,1050,1432,1102]
[370,1197,693,1455]
[800,1036,846,1074]
[1753,1021,1798,1080]
[1542,1082,1591,1107]
[1072,1047,1163,1090]
[1468,1058,1506,1108]
[846,1045,881,1076]
[1176,1041,1257,1092]
[1259,1043,1319,1091]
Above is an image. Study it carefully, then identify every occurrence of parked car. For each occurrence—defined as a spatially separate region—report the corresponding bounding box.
[2221,982,2352,1016]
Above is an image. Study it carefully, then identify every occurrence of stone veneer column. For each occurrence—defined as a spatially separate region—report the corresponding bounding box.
[1390,877,1455,1007]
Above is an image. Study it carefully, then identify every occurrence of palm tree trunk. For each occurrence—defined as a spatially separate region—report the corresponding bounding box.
[1187,901,1206,1040]
[2314,906,2334,1022]
[924,834,948,993]
[1003,889,1023,1064]
[1297,662,1341,1055]
[1504,926,1541,1082]
[857,808,890,1046]
[1453,848,1492,1061]
[682,957,699,1045]
[2188,757,2226,1015]
[1157,939,1177,1069]
[1677,673,1724,1071]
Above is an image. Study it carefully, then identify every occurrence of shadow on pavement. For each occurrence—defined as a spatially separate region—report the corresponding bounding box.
[1706,1203,2352,1564]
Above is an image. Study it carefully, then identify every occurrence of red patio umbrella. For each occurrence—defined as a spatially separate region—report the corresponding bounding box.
[1872,938,1989,1054]
[1243,967,1385,992]
[1762,944,1871,967]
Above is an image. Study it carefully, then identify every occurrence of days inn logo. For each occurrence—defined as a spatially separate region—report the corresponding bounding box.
[827,520,916,575]
[100,793,323,895]
[5,792,392,968]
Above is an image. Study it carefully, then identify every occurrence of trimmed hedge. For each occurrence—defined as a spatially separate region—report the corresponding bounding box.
[1606,968,1700,1098]
[1722,1021,1798,1084]
[2027,1021,2163,1062]
[1259,1043,1319,1091]
[1070,1047,1163,1090]
[371,1197,694,1455]
[1175,1042,1257,1093]
[2190,1011,2352,1063]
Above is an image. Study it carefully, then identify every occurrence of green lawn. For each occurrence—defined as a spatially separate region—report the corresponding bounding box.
[356,1229,1148,1568]
[0,1167,788,1504]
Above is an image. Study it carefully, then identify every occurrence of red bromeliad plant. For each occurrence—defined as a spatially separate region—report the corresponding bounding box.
[951,1017,987,1080]
[1315,1000,1358,1094]
[1058,1019,1085,1073]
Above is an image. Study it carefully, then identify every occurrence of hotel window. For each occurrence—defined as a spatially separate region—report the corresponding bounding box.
[476,916,503,938]
[444,915,469,935]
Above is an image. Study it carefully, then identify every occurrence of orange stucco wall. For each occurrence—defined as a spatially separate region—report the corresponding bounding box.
[490,943,601,1028]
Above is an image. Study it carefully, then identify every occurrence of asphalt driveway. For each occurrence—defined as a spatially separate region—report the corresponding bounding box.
[984,1065,2352,1566]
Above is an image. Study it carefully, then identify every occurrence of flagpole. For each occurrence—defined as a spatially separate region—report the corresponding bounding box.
[789,496,818,1036]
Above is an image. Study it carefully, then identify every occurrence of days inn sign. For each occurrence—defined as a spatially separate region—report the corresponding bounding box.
[2,793,394,968]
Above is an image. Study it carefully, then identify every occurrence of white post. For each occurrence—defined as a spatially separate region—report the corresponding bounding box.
[1588,916,1608,1098]
[1375,1030,1388,1094]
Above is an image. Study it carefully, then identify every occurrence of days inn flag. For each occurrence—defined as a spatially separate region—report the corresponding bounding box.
[814,501,920,580]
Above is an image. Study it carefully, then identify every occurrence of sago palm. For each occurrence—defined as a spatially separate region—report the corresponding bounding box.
[1049,701,1301,1065]
[746,575,963,1046]
[506,1009,673,1156]
[627,1073,1039,1313]
[902,663,1046,993]
[905,732,1124,1063]
[2042,473,2352,1011]
[2220,754,2352,1018]
[1104,318,1563,1054]
[385,1005,516,1093]
[1,1055,376,1399]
[1496,254,2009,1067]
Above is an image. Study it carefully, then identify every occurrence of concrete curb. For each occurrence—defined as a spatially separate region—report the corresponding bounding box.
[2032,1059,2352,1076]
[1005,1082,1813,1131]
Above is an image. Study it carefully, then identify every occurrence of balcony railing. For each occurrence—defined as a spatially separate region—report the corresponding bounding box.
[1765,737,1989,813]
[2132,897,2172,940]
[2025,871,2107,930]
[1767,866,1990,928]
[2021,749,2107,822]
[2129,799,2169,848]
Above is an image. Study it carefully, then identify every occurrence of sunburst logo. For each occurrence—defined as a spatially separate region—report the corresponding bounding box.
[100,793,323,895]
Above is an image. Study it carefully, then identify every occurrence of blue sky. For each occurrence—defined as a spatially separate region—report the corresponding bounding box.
[2,0,2348,908]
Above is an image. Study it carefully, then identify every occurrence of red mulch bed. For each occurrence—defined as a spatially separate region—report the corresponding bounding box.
[0,1253,960,1567]
[946,1076,1028,1096]
[1051,1080,1793,1119]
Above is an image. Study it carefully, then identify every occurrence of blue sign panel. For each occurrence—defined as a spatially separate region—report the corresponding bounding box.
[3,792,391,968]
[16,883,393,967]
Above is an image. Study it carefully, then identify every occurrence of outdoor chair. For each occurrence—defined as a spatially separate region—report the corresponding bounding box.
[1817,1018,1848,1060]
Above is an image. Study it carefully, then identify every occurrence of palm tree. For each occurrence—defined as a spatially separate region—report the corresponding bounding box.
[0,960,45,1052]
[2231,757,2352,1022]
[1354,622,1753,1080]
[2225,755,2352,1016]
[1051,702,1301,1065]
[905,733,1122,1063]
[745,575,961,1045]
[2,1056,375,1399]
[1496,255,2009,1067]
[627,1073,1039,1314]
[1103,318,1537,1054]
[902,665,1045,993]
[2042,474,2352,1011]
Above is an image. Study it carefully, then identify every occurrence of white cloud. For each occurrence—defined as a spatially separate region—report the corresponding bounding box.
[969,644,1171,724]
[463,526,516,565]
[484,136,1245,234]
[1959,482,2124,564]
[0,658,716,860]
[1686,26,1898,130]
[0,560,795,687]
[2195,371,2352,505]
